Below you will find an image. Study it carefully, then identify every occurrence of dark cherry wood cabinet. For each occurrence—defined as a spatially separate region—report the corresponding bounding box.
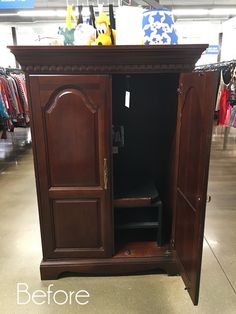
[9,45,218,305]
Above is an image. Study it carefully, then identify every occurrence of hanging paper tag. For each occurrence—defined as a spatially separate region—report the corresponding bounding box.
[125,91,130,108]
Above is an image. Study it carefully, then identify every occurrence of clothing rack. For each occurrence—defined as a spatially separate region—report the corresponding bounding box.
[0,67,23,75]
[194,60,236,72]
[5,67,23,75]
[0,67,29,138]
[196,61,236,150]
[0,67,6,75]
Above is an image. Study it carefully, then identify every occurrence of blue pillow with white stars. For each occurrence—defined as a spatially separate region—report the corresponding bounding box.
[142,8,178,45]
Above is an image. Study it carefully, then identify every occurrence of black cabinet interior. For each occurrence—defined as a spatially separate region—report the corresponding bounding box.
[112,74,179,247]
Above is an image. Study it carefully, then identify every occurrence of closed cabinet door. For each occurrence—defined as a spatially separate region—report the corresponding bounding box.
[29,75,113,258]
[174,72,218,305]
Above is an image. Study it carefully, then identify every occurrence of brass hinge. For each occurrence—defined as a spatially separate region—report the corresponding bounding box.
[104,158,108,190]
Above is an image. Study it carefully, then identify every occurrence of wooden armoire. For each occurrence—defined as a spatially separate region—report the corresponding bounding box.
[9,45,218,305]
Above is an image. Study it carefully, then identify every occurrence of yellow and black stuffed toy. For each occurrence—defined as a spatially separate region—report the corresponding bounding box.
[95,12,116,45]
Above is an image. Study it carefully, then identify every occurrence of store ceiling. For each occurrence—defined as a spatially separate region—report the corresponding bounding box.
[0,0,236,22]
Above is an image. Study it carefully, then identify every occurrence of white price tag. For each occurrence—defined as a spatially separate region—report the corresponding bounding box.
[125,91,130,108]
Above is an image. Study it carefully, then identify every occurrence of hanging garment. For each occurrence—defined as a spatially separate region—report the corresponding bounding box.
[0,76,11,113]
[11,73,29,124]
[11,74,28,112]
[224,104,232,126]
[6,76,21,115]
[229,106,236,128]
[215,68,233,127]
[219,88,230,125]
[215,70,227,111]
[0,92,9,119]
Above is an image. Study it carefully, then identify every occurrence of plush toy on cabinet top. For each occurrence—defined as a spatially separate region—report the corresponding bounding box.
[58,4,77,45]
[74,24,96,45]
[95,12,116,45]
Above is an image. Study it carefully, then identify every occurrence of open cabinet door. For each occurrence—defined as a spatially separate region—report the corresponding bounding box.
[174,72,218,304]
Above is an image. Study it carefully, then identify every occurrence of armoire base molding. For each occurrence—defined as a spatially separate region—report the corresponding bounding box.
[40,255,178,280]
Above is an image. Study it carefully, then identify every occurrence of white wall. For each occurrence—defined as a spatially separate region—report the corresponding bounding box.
[221,17,236,61]
[0,25,16,67]
[175,20,222,64]
[0,22,64,68]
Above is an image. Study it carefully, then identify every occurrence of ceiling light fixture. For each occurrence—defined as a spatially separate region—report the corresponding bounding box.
[0,13,18,16]
[172,9,209,16]
[17,10,67,17]
[173,8,236,17]
[210,8,236,16]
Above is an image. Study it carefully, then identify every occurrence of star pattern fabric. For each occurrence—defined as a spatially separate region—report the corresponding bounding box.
[169,29,178,44]
[142,9,178,45]
[144,27,152,38]
[156,27,164,37]
[153,12,163,23]
[163,13,174,28]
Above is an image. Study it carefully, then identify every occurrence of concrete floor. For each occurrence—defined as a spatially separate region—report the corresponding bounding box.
[0,128,236,314]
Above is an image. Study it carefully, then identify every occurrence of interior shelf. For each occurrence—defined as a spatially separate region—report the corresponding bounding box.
[116,221,159,230]
[114,178,163,245]
[114,177,160,208]
[114,197,153,208]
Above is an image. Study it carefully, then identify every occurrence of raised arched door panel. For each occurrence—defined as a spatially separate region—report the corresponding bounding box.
[29,75,113,258]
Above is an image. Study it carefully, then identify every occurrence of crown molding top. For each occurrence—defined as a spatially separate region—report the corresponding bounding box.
[8,44,208,74]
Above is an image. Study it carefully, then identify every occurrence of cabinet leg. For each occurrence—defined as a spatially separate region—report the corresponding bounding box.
[40,264,62,280]
[166,267,179,276]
